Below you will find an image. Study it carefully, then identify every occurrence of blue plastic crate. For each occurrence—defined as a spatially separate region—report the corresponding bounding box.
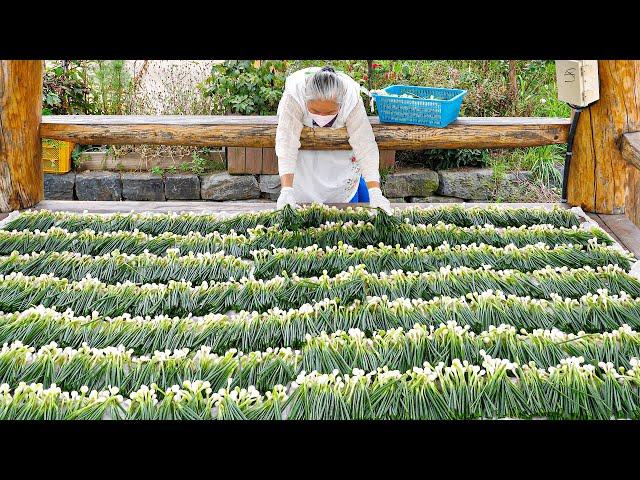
[371,85,467,128]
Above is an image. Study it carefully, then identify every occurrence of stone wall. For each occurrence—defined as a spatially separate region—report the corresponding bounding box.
[45,171,272,202]
[44,167,561,203]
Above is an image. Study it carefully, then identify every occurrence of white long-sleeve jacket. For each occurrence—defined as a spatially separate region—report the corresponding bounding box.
[275,67,380,203]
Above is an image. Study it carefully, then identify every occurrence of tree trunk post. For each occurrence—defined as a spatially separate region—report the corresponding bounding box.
[0,60,44,212]
[567,60,640,214]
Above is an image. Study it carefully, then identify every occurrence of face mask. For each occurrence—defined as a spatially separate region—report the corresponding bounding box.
[309,113,336,127]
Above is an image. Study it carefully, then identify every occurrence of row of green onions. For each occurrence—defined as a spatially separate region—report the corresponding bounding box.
[0,249,251,285]
[4,203,581,235]
[0,222,611,258]
[1,290,640,354]
[3,354,640,419]
[252,240,633,277]
[0,241,631,288]
[0,264,637,317]
[4,321,640,394]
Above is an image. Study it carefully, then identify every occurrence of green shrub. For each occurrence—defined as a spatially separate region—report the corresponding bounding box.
[42,61,97,115]
[90,60,133,115]
[200,60,288,115]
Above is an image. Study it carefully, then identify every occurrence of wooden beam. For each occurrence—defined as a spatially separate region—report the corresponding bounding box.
[567,107,596,211]
[620,131,640,171]
[626,166,640,228]
[568,61,640,214]
[41,115,570,150]
[0,61,44,212]
[622,131,640,228]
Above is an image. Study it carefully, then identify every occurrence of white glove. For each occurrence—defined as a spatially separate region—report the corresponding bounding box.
[277,187,298,210]
[368,187,392,214]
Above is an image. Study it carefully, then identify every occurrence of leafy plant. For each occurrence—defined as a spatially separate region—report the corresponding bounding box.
[71,148,87,170]
[525,144,565,187]
[200,60,288,115]
[190,151,208,175]
[42,60,96,115]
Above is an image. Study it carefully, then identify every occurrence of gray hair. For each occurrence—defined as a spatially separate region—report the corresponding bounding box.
[304,66,346,105]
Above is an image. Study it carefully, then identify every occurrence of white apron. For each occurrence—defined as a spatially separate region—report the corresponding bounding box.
[285,68,363,204]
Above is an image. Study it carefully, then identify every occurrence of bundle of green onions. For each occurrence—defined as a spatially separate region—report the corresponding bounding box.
[0,342,299,394]
[0,381,288,420]
[285,356,640,420]
[300,322,640,373]
[0,249,251,285]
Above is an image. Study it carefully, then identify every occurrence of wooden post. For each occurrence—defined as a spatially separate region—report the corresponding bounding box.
[567,60,640,214]
[0,60,44,212]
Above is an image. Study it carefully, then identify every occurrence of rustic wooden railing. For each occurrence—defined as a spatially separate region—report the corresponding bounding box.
[40,115,571,175]
[40,115,570,150]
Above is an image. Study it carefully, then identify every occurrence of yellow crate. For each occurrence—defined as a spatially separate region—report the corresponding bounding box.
[42,139,74,174]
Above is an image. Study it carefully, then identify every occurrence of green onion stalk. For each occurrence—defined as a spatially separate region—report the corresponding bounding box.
[4,204,581,235]
[0,264,637,317]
